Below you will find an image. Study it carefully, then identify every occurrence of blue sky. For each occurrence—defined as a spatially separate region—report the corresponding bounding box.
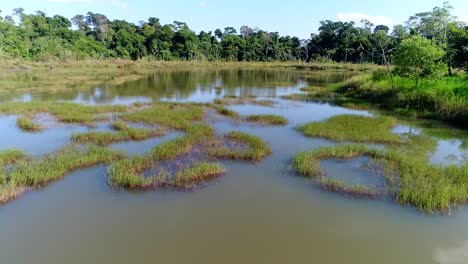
[1,0,467,38]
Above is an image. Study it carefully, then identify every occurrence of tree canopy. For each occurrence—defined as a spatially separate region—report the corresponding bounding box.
[0,2,466,69]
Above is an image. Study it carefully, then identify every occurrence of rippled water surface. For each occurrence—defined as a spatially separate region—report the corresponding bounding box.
[0,68,467,264]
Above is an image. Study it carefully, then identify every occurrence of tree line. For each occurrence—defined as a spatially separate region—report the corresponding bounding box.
[0,2,467,69]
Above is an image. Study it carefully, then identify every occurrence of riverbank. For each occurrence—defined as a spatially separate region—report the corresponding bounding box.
[284,69,468,128]
[0,59,380,71]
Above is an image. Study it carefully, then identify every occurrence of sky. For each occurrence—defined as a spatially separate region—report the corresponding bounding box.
[1,0,467,38]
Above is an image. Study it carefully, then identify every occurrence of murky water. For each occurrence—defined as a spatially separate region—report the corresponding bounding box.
[1,69,468,264]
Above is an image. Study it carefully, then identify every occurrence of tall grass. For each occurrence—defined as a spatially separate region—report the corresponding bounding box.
[0,149,25,185]
[335,72,468,125]
[11,145,125,186]
[174,162,226,188]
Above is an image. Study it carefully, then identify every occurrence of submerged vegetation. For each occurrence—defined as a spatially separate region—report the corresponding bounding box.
[297,115,402,144]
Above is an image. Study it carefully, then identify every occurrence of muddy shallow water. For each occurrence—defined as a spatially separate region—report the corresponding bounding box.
[1,69,468,264]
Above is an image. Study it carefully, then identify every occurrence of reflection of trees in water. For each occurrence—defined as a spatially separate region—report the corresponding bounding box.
[4,69,358,104]
[305,72,357,86]
[94,69,307,101]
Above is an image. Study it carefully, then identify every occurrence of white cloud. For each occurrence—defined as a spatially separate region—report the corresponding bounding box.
[460,16,468,23]
[199,1,208,8]
[47,0,128,9]
[336,12,393,26]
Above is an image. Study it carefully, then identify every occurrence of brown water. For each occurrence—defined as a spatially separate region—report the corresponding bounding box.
[1,68,468,264]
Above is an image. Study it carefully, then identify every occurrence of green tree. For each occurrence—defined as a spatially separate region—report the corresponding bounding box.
[394,35,446,87]
[406,1,457,75]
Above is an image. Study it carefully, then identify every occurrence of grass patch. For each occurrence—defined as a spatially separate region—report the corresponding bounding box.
[210,131,271,161]
[17,116,42,132]
[122,103,205,130]
[72,131,124,146]
[213,105,241,119]
[0,102,127,124]
[297,115,402,144]
[246,114,288,126]
[108,158,225,190]
[72,121,167,146]
[293,144,468,214]
[0,149,26,185]
[319,178,382,199]
[174,162,226,188]
[10,145,124,186]
[108,156,153,189]
[214,97,275,107]
[151,124,215,161]
[109,128,270,190]
[0,184,28,205]
[334,73,468,126]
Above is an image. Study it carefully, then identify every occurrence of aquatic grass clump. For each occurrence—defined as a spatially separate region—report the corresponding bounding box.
[72,131,124,146]
[293,144,468,213]
[0,149,26,185]
[122,103,206,130]
[113,120,167,140]
[11,145,125,186]
[0,102,127,124]
[293,144,386,178]
[0,184,28,205]
[213,105,241,119]
[245,114,288,126]
[0,149,25,166]
[151,124,215,161]
[72,121,167,146]
[108,158,225,190]
[17,116,42,132]
[174,162,226,188]
[213,97,275,107]
[319,178,382,199]
[210,131,272,161]
[212,105,287,126]
[297,115,402,144]
[293,145,400,199]
[108,156,153,189]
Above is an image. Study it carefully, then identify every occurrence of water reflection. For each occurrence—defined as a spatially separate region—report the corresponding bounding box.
[1,69,355,105]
